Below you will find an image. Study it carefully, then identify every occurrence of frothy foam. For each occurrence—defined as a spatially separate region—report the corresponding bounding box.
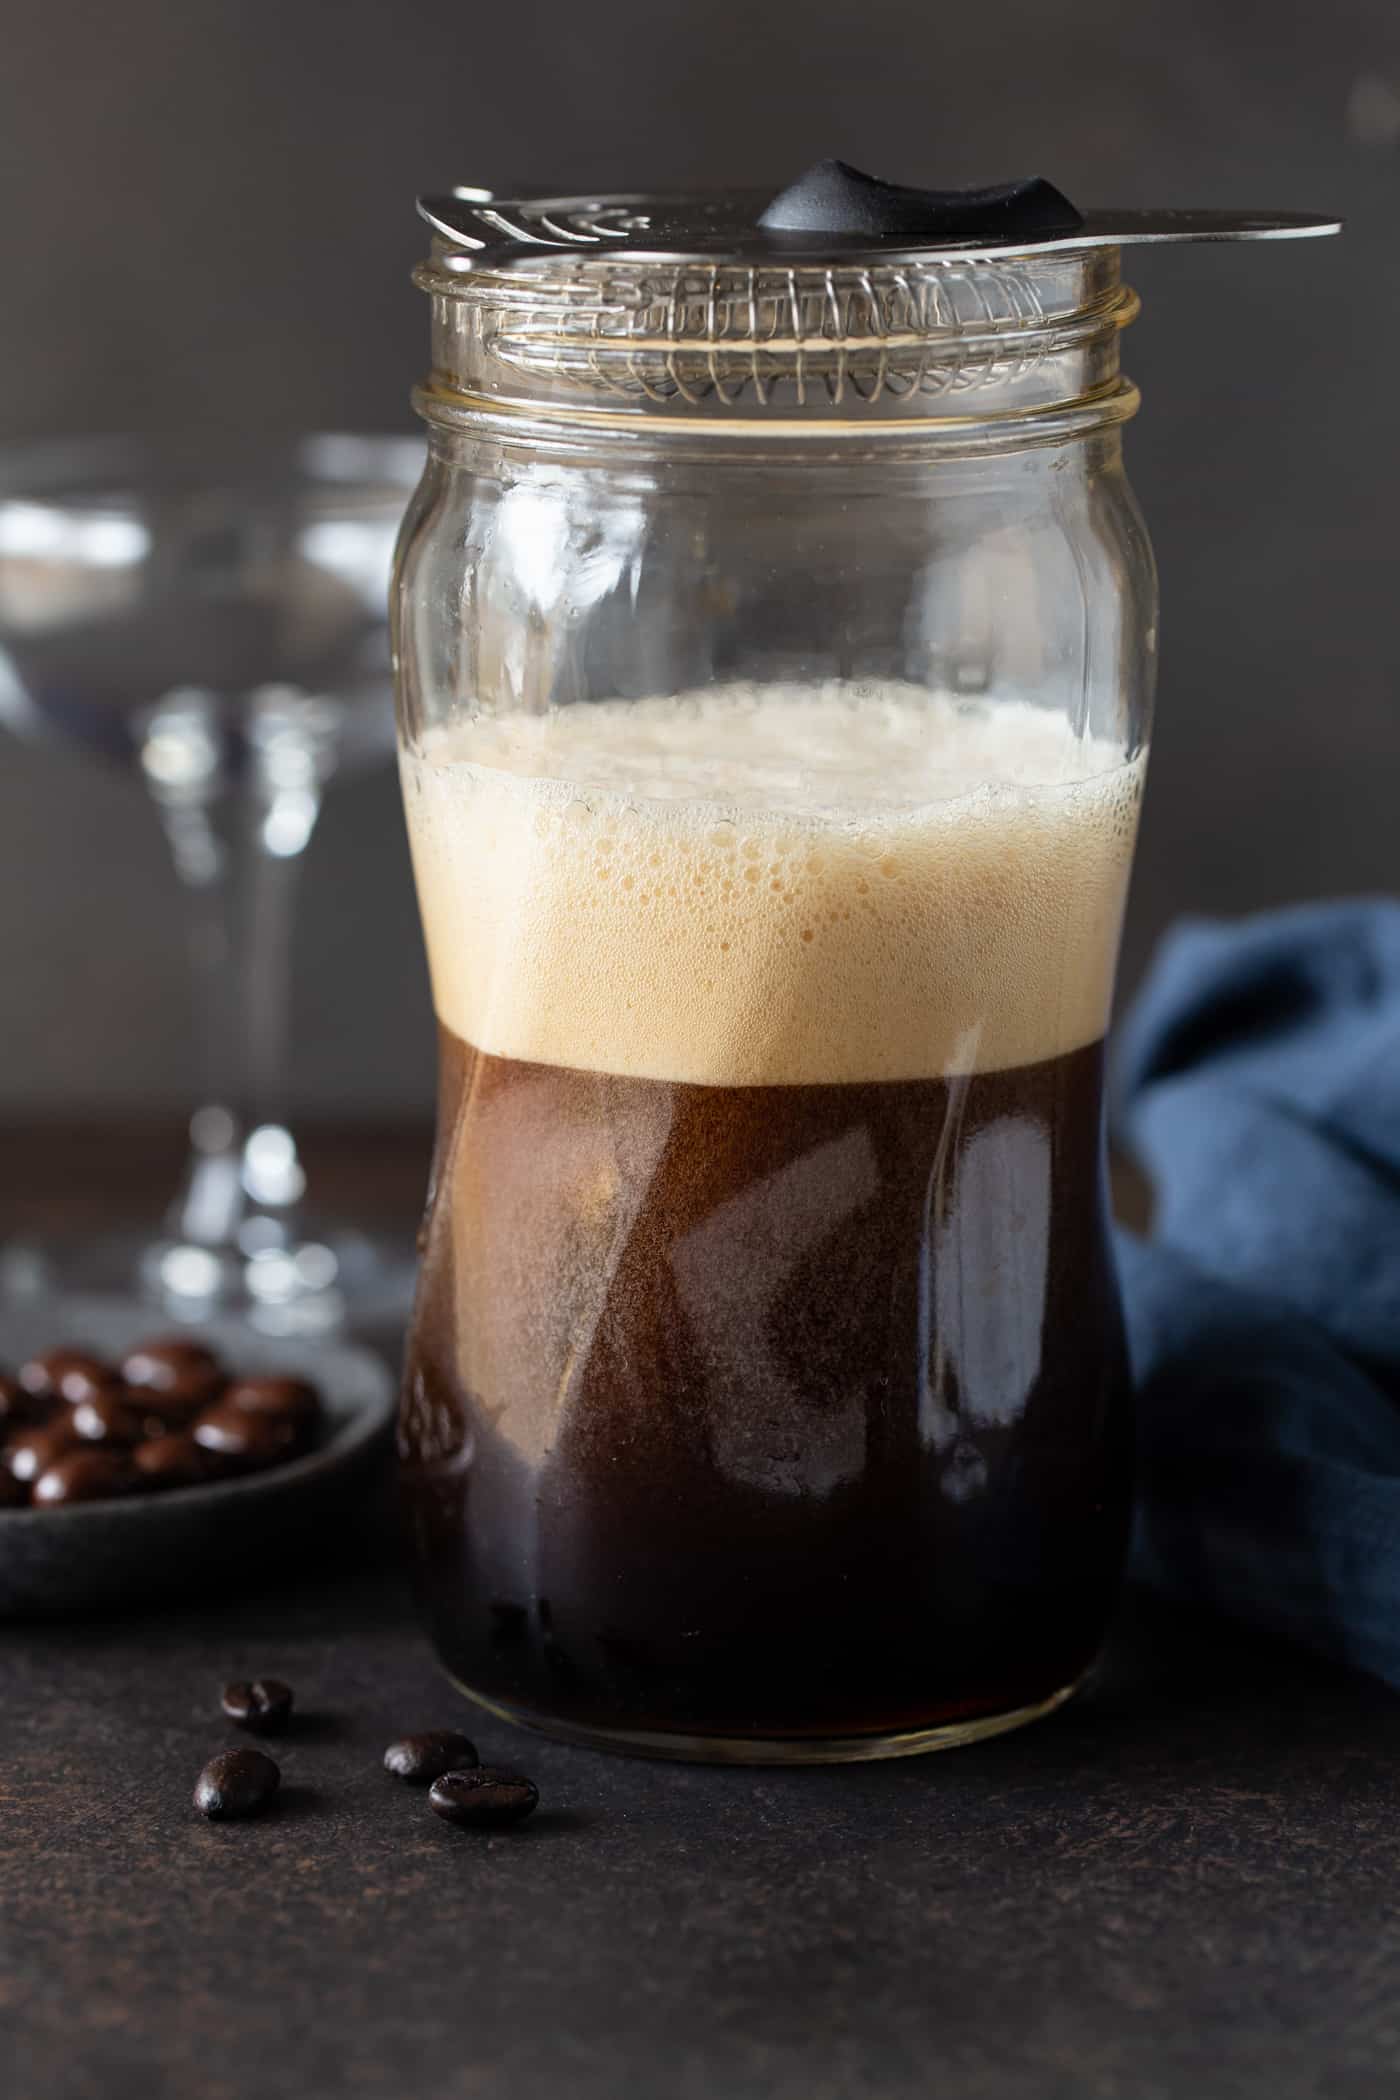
[402,686,1145,1085]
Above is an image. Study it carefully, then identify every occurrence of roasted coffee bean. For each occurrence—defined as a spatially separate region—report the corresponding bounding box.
[383,1730,479,1784]
[18,1350,117,1406]
[133,1432,221,1491]
[0,1374,53,1430]
[32,1449,140,1506]
[428,1768,539,1829]
[70,1391,150,1446]
[193,1747,280,1820]
[193,1404,304,1468]
[0,1467,25,1508]
[222,1679,294,1735]
[122,1338,225,1415]
[5,1417,84,1484]
[224,1377,321,1430]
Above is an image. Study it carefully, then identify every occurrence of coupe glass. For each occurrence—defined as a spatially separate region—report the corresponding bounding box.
[0,433,422,1330]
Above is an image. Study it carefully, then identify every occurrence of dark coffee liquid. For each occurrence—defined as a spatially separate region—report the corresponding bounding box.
[400,1024,1131,1745]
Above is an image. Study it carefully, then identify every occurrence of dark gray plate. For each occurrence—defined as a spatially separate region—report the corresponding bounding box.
[0,1297,397,1615]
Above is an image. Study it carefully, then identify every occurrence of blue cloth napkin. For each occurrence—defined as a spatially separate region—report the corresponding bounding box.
[1115,899,1400,1686]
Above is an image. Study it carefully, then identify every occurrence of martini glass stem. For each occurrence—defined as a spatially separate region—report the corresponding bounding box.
[138,687,336,1294]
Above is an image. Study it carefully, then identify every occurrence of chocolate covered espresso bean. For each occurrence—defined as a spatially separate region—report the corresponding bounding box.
[70,1392,150,1446]
[122,1338,225,1415]
[0,1374,53,1430]
[18,1350,118,1406]
[5,1417,84,1484]
[32,1449,140,1505]
[133,1433,221,1491]
[0,1336,330,1514]
[193,1405,304,1468]
[224,1378,321,1431]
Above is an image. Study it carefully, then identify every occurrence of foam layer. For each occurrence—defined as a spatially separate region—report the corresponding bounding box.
[401,686,1146,1085]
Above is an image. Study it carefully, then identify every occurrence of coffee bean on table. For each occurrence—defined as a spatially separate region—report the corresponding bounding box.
[428,1768,539,1829]
[70,1391,150,1446]
[5,1417,84,1484]
[222,1679,294,1735]
[224,1377,321,1431]
[122,1338,225,1416]
[383,1730,479,1784]
[193,1747,281,1820]
[133,1432,222,1491]
[32,1449,141,1506]
[193,1405,304,1468]
[18,1350,118,1406]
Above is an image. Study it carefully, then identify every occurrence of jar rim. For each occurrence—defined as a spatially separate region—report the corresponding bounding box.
[415,244,1140,428]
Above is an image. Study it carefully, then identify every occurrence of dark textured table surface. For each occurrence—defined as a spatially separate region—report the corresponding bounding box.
[8,1567,1400,2100]
[3,1129,1396,2100]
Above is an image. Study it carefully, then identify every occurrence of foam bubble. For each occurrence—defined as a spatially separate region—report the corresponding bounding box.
[402,685,1146,1085]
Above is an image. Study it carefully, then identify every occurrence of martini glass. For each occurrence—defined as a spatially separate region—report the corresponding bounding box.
[0,433,423,1331]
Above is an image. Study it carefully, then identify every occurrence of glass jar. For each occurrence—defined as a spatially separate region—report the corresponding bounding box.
[392,175,1336,1762]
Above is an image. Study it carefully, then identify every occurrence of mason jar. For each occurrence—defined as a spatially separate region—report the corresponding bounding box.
[391,171,1335,1762]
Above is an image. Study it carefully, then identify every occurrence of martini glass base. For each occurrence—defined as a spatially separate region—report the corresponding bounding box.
[0,1222,416,1338]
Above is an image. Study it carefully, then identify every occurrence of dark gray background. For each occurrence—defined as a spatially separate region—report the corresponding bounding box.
[0,0,1393,1115]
